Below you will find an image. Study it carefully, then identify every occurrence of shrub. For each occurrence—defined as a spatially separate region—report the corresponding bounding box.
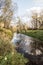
[0,38,28,65]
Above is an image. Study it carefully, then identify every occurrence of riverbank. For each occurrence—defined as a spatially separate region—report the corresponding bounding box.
[20,30,43,41]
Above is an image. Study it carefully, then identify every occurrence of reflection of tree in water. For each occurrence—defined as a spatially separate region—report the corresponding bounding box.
[15,34,43,55]
[30,40,43,55]
[13,34,43,64]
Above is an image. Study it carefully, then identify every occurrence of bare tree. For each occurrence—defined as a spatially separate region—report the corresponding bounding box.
[31,9,43,29]
[0,0,18,28]
[31,10,38,29]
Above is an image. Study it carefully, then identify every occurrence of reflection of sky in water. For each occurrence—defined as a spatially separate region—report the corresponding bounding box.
[12,33,43,55]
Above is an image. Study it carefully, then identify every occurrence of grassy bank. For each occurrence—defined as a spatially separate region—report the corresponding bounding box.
[21,30,43,41]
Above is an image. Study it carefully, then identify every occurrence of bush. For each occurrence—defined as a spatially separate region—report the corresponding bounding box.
[0,28,4,32]
[0,38,28,65]
[0,28,13,40]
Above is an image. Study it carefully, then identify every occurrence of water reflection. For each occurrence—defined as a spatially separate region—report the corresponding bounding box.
[12,33,43,55]
[11,33,43,63]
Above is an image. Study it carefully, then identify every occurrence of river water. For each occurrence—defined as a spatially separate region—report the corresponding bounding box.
[11,33,43,64]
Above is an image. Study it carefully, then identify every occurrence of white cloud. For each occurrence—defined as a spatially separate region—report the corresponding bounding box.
[25,7,43,17]
[21,7,43,27]
[33,0,43,2]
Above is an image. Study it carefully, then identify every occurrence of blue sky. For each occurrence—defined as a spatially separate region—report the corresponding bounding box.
[13,0,43,16]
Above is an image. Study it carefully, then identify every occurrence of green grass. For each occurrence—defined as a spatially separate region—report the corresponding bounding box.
[21,30,43,41]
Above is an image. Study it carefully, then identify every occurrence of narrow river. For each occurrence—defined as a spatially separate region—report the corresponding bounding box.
[11,33,43,65]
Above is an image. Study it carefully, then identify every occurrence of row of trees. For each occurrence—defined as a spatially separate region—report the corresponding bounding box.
[16,9,43,32]
[0,0,43,31]
[12,9,43,33]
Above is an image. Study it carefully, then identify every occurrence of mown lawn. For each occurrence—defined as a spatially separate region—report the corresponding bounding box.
[21,30,43,41]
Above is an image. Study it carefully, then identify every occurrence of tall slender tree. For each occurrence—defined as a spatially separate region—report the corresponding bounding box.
[0,0,18,28]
